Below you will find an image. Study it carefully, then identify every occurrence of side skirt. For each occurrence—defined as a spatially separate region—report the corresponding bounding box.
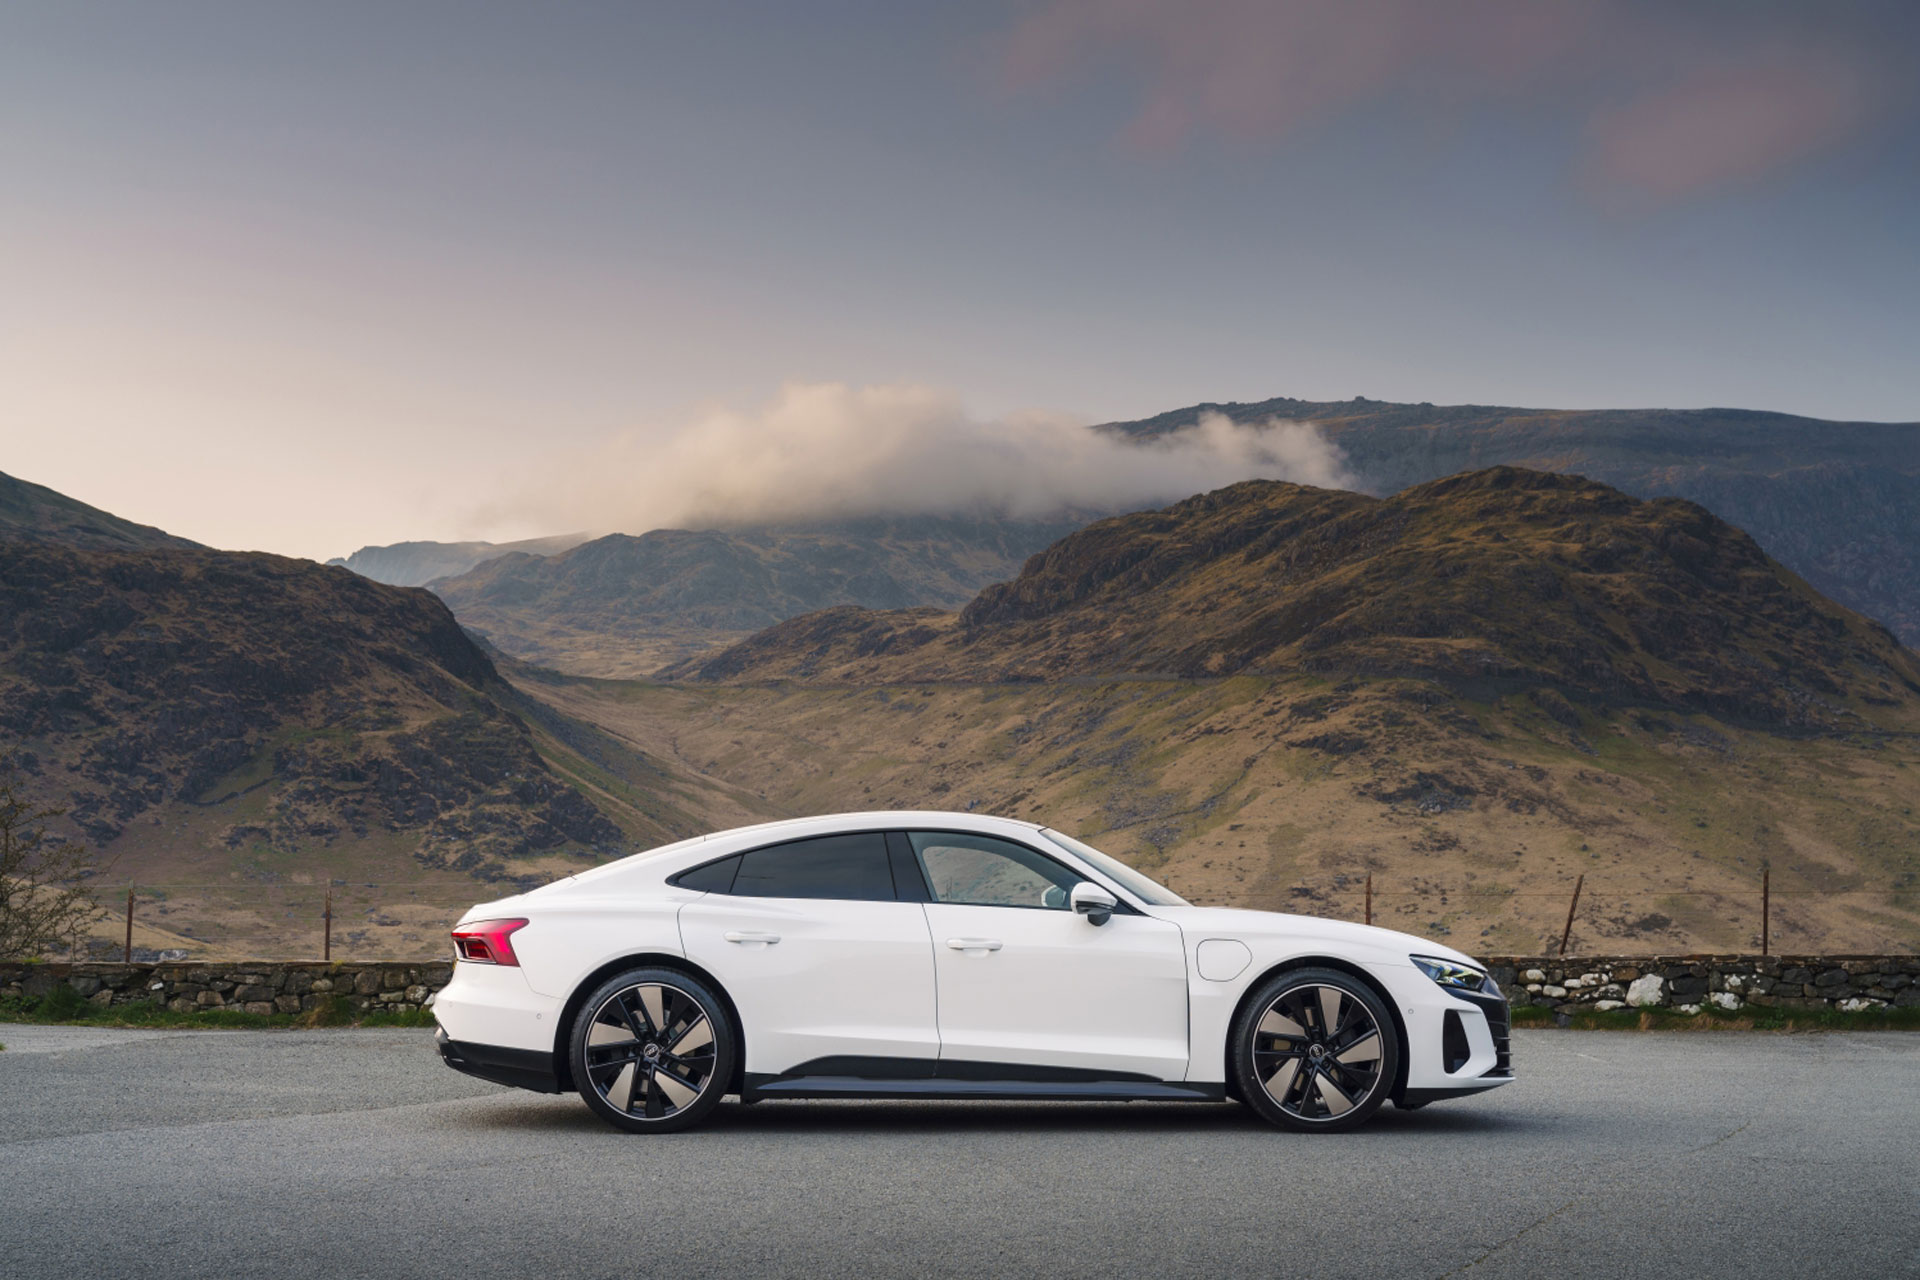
[743,1072,1224,1103]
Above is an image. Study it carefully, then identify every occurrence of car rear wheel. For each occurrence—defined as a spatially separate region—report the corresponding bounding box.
[1231,967,1400,1133]
[569,967,735,1133]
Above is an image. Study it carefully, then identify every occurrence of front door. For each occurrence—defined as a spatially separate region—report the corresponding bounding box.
[907,830,1190,1081]
[678,831,939,1078]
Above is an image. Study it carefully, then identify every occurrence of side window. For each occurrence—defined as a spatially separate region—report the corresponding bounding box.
[731,833,896,902]
[674,854,740,894]
[908,832,1080,909]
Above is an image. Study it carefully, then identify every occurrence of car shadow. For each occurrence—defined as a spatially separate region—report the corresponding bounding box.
[449,1092,1537,1138]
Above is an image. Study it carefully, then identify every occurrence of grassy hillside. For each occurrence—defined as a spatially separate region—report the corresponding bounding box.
[674,469,1920,735]
[522,671,1920,956]
[556,466,1920,955]
[1104,396,1920,645]
[431,514,1090,677]
[0,535,767,958]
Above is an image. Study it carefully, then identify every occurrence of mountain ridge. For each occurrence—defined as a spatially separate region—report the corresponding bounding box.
[428,514,1094,677]
[0,481,771,955]
[1100,396,1920,645]
[328,533,590,587]
[1,470,201,552]
[673,468,1920,733]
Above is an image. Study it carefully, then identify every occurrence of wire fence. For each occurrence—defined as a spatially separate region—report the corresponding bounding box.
[63,871,1920,962]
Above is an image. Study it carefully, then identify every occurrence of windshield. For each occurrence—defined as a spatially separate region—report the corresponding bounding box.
[1041,829,1190,906]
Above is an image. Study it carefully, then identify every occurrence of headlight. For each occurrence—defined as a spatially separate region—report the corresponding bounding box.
[1412,955,1495,994]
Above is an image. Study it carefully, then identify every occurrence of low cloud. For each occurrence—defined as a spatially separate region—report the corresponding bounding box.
[499,382,1352,534]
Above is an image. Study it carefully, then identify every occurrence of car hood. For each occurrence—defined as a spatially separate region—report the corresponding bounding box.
[1145,905,1484,970]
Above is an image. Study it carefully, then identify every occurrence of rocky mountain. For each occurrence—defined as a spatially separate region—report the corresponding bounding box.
[0,483,771,955]
[1,470,199,551]
[674,468,1920,733]
[328,533,588,587]
[1101,396,1920,645]
[1,538,618,867]
[429,514,1092,677]
[529,467,1920,954]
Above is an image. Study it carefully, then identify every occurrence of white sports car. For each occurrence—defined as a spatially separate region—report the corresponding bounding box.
[433,811,1513,1132]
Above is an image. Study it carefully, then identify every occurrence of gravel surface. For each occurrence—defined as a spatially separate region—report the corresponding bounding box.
[1,1026,1915,1279]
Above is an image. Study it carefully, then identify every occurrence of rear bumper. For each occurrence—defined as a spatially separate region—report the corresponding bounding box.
[430,958,562,1052]
[436,1027,563,1094]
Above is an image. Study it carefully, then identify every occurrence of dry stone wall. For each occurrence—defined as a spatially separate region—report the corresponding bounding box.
[1482,954,1920,1015]
[0,961,451,1016]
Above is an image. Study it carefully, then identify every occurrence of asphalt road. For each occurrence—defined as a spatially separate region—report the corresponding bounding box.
[1,1025,1915,1280]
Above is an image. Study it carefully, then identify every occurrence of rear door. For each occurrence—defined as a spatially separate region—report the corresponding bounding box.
[906,830,1190,1081]
[678,831,939,1078]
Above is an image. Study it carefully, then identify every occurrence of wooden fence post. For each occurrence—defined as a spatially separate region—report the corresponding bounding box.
[323,888,333,963]
[124,886,134,963]
[1364,873,1373,928]
[1761,868,1770,957]
[1558,874,1584,957]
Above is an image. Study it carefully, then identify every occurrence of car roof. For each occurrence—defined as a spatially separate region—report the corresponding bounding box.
[707,809,1043,844]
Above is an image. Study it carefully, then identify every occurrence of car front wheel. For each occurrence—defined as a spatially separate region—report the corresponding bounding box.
[569,967,735,1133]
[1231,967,1400,1133]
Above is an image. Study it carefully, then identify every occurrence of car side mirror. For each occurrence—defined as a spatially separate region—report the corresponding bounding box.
[1070,881,1116,926]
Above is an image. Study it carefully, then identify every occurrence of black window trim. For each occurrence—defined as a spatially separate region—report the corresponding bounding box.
[884,831,932,903]
[669,851,742,894]
[901,827,1144,915]
[669,825,1143,914]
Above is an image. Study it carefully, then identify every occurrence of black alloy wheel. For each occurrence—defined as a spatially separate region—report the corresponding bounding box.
[1231,967,1400,1132]
[569,967,735,1133]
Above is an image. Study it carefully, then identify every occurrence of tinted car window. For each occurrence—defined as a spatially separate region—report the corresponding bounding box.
[732,833,896,901]
[674,854,740,894]
[908,832,1080,909]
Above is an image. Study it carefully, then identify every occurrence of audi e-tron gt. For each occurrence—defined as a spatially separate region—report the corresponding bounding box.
[433,811,1513,1132]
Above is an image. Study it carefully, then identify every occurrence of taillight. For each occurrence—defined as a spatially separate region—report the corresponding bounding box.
[451,918,529,966]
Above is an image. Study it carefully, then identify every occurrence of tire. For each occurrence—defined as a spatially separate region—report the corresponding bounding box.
[569,967,736,1134]
[1231,967,1400,1133]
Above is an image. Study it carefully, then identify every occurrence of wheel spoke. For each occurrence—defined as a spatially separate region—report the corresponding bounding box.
[1316,1071,1355,1116]
[1264,1056,1300,1099]
[670,1015,713,1056]
[1336,1029,1381,1065]
[657,1046,709,1077]
[654,1067,699,1110]
[638,985,668,1036]
[616,990,651,1039]
[1291,1063,1319,1113]
[1257,1008,1306,1039]
[1318,988,1344,1040]
[588,1020,638,1048]
[606,1062,638,1112]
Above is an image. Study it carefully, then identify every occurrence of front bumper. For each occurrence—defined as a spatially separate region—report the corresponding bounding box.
[1372,962,1515,1094]
[436,1027,564,1094]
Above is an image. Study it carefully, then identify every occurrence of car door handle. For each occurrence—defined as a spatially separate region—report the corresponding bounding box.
[724,931,781,945]
[946,937,1003,952]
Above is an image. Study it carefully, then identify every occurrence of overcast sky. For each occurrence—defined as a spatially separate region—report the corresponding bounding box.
[4,1,1917,558]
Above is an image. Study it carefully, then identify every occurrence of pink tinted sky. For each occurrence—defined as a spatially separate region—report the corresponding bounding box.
[3,1,1916,557]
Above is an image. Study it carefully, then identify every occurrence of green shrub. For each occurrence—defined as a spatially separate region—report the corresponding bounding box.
[0,987,438,1031]
[36,983,87,1021]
